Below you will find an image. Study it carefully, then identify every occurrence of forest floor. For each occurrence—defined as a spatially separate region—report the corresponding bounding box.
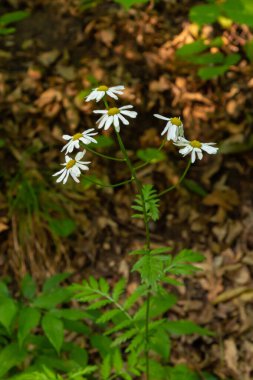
[0,0,253,379]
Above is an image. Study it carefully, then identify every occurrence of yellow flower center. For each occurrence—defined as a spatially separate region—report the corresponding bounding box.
[190,140,202,148]
[66,159,76,169]
[97,85,108,91]
[72,133,83,141]
[108,107,120,116]
[171,117,182,127]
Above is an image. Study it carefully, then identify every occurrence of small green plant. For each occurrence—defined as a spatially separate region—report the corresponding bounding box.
[0,11,29,35]
[177,0,253,79]
[0,274,95,378]
[51,84,219,379]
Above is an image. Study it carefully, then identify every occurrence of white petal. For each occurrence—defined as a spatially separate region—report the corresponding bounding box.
[119,105,133,110]
[61,141,71,152]
[197,151,203,160]
[118,114,129,125]
[97,115,108,129]
[154,114,169,121]
[70,171,80,183]
[93,110,107,114]
[77,163,89,170]
[106,90,118,100]
[201,144,218,154]
[52,168,65,176]
[161,125,169,136]
[65,155,71,163]
[72,166,81,176]
[56,169,67,183]
[62,135,72,140]
[167,125,177,141]
[179,146,192,156]
[96,91,105,102]
[104,116,114,130]
[191,149,196,163]
[113,114,119,128]
[75,150,85,161]
[121,110,137,118]
[110,85,125,90]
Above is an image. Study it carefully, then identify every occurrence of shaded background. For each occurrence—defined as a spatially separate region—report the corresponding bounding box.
[0,0,253,378]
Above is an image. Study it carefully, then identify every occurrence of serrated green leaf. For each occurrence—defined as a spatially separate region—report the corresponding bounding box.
[105,318,133,335]
[150,328,171,359]
[89,276,98,289]
[150,247,172,255]
[124,285,147,310]
[173,249,205,264]
[100,354,111,379]
[132,255,163,289]
[113,348,123,372]
[42,313,64,354]
[18,307,40,346]
[134,293,177,320]
[112,278,126,301]
[96,309,121,324]
[99,278,110,293]
[165,320,213,336]
[111,328,137,347]
[87,299,111,310]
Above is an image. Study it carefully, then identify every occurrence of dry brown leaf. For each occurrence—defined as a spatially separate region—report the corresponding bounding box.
[35,88,62,108]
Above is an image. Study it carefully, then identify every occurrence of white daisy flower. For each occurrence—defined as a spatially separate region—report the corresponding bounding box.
[93,105,137,132]
[61,129,98,154]
[85,85,125,102]
[53,150,90,184]
[154,114,184,142]
[174,137,218,163]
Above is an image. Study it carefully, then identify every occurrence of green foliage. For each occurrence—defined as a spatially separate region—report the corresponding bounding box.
[80,0,149,10]
[137,148,166,163]
[0,275,92,378]
[48,218,76,237]
[132,184,160,221]
[0,11,29,35]
[178,0,253,79]
[114,0,149,9]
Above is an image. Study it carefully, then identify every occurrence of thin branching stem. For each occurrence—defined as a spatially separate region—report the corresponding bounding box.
[85,145,126,162]
[115,130,151,380]
[158,159,191,197]
[84,177,133,188]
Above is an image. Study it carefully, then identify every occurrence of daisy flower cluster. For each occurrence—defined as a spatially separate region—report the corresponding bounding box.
[154,114,218,163]
[53,84,218,184]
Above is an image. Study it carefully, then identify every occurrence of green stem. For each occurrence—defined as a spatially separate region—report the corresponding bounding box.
[85,177,133,188]
[115,130,151,380]
[158,159,191,197]
[103,98,109,109]
[85,145,125,162]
